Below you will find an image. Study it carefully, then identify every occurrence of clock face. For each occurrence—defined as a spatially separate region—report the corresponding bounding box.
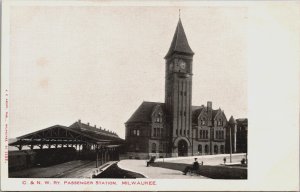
[179,60,186,69]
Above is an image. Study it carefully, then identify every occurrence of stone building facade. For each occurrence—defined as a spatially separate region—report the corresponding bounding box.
[125,18,227,159]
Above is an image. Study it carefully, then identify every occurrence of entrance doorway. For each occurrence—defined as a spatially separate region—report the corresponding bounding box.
[178,140,188,156]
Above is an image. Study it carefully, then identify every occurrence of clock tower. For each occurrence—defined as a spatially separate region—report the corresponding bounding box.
[165,18,194,156]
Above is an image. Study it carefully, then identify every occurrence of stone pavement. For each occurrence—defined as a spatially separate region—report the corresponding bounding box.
[118,153,246,179]
[117,160,207,179]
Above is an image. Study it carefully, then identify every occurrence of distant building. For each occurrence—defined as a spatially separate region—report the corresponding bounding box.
[225,116,237,154]
[236,118,248,153]
[225,117,248,154]
[125,18,228,159]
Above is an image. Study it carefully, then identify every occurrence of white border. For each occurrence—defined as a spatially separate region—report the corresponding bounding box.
[1,0,299,191]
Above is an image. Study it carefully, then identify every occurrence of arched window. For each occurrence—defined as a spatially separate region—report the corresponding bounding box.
[220,145,224,154]
[151,143,156,153]
[198,145,202,154]
[214,145,218,154]
[205,145,209,154]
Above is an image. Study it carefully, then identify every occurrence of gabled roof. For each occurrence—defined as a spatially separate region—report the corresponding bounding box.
[9,124,124,147]
[212,109,220,120]
[192,106,205,124]
[125,101,164,124]
[69,121,121,140]
[165,18,194,59]
[192,106,226,124]
[126,101,227,126]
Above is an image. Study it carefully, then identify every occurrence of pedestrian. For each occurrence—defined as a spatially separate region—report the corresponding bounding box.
[223,157,226,164]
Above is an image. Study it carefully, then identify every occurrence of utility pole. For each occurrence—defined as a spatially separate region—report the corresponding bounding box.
[229,126,232,163]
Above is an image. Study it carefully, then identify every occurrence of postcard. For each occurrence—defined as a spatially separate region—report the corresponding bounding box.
[1,0,299,191]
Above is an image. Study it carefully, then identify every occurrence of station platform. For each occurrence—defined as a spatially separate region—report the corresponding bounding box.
[9,160,117,178]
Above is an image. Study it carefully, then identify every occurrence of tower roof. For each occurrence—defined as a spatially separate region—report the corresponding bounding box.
[228,116,236,124]
[165,18,194,59]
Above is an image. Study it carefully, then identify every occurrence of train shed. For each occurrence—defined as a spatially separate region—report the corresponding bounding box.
[9,120,125,168]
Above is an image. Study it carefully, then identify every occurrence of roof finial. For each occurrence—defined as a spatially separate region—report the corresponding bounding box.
[179,9,181,19]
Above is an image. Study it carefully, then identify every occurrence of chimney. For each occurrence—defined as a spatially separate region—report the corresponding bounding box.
[78,119,81,123]
[94,125,96,128]
[100,126,102,130]
[87,122,90,126]
[207,101,212,123]
[207,101,212,111]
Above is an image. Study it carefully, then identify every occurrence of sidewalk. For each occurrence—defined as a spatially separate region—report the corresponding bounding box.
[117,160,208,179]
[156,153,246,166]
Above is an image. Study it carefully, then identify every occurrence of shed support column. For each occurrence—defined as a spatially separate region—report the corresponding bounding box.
[78,145,81,159]
[100,150,103,165]
[96,147,99,168]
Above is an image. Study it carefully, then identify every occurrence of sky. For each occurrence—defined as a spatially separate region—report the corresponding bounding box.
[9,6,247,139]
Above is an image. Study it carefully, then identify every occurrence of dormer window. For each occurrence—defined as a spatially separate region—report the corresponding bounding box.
[201,118,206,125]
[218,120,222,126]
[155,112,163,123]
[132,129,140,136]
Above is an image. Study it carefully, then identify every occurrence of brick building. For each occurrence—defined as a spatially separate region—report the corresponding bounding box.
[125,18,227,159]
[236,118,248,153]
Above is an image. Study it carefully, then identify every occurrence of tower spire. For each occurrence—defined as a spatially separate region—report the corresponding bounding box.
[164,17,194,59]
